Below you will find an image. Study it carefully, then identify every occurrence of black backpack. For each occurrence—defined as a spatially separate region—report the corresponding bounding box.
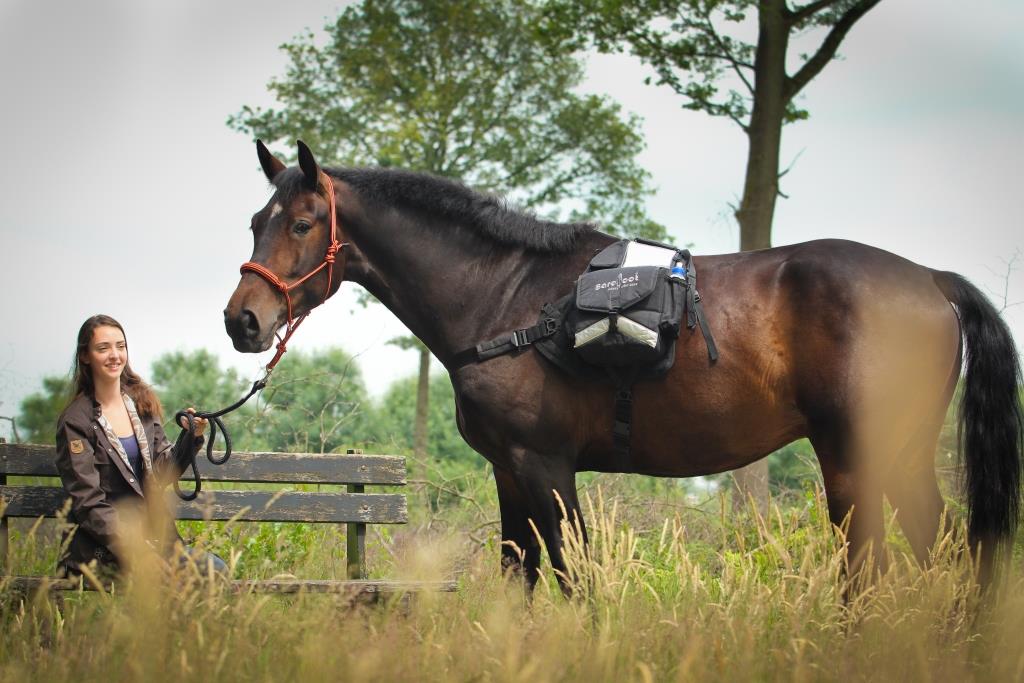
[459,238,717,461]
[567,242,687,371]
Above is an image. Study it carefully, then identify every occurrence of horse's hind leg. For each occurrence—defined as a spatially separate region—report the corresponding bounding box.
[812,427,888,581]
[884,418,948,565]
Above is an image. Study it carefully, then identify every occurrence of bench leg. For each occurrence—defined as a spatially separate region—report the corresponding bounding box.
[346,484,366,580]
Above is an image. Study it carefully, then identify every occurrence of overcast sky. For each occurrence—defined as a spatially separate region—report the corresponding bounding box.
[0,0,1021,439]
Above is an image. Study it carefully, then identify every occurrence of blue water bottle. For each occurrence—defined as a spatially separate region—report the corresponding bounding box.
[670,259,686,280]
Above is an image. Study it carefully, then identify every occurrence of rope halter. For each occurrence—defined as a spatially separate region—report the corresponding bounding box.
[239,174,345,373]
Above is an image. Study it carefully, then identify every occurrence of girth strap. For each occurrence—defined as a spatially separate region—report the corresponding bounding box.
[449,317,559,368]
[613,387,633,459]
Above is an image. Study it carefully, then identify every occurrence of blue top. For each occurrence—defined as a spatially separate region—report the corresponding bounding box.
[118,434,143,480]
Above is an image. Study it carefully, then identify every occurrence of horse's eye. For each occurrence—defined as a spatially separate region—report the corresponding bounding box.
[293,220,312,235]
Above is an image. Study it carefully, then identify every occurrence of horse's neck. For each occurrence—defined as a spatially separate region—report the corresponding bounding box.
[344,209,607,366]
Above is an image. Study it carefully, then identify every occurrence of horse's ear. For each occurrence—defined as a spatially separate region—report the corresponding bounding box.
[296,140,320,190]
[256,140,286,182]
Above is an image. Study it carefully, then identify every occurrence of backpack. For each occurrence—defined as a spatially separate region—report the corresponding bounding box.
[567,239,687,372]
[456,238,718,461]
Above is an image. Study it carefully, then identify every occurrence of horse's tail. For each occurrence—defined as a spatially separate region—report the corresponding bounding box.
[933,270,1023,581]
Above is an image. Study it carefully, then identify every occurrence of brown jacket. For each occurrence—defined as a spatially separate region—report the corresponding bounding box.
[54,392,203,574]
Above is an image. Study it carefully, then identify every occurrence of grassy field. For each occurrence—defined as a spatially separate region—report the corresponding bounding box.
[2,457,1023,682]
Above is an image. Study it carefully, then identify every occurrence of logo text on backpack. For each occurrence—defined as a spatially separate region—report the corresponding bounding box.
[594,271,641,292]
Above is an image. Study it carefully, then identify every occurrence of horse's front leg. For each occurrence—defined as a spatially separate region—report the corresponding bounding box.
[494,465,542,587]
[504,445,586,596]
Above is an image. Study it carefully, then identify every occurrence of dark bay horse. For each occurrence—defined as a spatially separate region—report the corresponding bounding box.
[225,141,1023,588]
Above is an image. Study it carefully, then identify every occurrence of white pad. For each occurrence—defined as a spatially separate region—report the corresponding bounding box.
[620,241,678,269]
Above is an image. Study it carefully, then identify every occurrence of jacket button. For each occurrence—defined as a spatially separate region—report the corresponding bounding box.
[129,478,135,483]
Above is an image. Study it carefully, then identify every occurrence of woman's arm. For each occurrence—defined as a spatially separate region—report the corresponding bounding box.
[54,417,123,555]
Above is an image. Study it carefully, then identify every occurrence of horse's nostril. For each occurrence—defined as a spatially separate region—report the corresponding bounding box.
[240,309,260,339]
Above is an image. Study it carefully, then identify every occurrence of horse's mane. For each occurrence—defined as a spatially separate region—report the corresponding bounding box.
[274,166,596,253]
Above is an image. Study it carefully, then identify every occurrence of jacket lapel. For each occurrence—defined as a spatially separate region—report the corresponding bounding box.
[94,415,145,496]
[121,394,154,475]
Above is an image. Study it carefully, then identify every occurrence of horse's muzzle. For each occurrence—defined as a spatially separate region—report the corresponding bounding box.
[224,307,271,353]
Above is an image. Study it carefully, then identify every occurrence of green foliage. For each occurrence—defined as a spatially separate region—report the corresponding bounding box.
[248,347,371,454]
[16,375,71,444]
[151,349,249,419]
[540,0,877,130]
[150,347,371,454]
[767,437,819,492]
[386,335,425,352]
[371,373,477,462]
[229,0,665,239]
[541,0,761,125]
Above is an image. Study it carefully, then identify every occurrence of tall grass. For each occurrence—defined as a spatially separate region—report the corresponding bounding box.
[2,480,1022,682]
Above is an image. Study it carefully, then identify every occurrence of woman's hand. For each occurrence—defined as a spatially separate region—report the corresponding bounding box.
[178,408,208,437]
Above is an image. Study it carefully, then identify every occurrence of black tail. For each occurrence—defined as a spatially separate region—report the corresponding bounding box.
[935,270,1023,575]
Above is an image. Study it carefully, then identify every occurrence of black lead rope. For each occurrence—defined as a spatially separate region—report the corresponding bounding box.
[172,376,268,501]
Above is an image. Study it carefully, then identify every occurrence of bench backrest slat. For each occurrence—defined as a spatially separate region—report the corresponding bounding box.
[0,486,408,524]
[0,444,406,485]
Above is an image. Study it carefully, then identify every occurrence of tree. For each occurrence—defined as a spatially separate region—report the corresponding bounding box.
[151,350,249,421]
[230,0,669,463]
[17,376,71,444]
[150,349,260,451]
[151,347,370,454]
[371,372,477,463]
[0,415,19,443]
[542,0,883,509]
[387,335,431,460]
[248,347,371,454]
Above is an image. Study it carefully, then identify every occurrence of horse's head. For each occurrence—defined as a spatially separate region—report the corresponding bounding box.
[224,140,347,353]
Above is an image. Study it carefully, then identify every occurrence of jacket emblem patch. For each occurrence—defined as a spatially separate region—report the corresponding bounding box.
[69,439,85,454]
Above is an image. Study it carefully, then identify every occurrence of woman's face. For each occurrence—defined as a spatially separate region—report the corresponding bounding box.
[83,325,127,384]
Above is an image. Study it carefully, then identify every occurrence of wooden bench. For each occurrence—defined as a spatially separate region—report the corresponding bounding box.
[0,442,456,599]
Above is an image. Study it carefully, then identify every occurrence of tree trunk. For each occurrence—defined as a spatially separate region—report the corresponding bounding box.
[731,0,790,514]
[413,346,431,460]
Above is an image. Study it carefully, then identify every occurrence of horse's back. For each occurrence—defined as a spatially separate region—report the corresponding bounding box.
[615,239,961,475]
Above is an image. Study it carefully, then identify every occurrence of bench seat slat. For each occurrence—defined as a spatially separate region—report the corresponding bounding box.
[0,444,406,485]
[0,486,408,524]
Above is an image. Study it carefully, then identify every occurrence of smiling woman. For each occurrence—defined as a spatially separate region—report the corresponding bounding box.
[54,314,226,579]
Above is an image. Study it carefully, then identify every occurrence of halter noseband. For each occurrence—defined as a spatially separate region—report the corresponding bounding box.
[239,174,345,372]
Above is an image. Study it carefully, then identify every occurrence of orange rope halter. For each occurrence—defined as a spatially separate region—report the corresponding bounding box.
[239,174,346,373]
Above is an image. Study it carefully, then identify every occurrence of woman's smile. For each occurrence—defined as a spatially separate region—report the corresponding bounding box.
[85,325,128,381]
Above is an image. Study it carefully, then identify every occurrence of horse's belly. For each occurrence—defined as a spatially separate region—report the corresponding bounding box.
[575,400,806,478]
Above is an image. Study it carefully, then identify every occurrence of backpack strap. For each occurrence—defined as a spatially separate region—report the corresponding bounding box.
[681,250,719,363]
[449,317,559,369]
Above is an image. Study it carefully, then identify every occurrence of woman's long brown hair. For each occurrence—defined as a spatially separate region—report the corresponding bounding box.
[67,314,164,420]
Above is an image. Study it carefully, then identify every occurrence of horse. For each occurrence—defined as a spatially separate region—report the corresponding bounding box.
[224,140,1023,590]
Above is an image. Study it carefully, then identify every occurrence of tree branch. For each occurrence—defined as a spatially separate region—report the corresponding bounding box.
[0,415,20,443]
[785,0,883,100]
[694,11,755,96]
[500,147,564,189]
[786,0,842,24]
[723,105,750,132]
[983,248,1022,314]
